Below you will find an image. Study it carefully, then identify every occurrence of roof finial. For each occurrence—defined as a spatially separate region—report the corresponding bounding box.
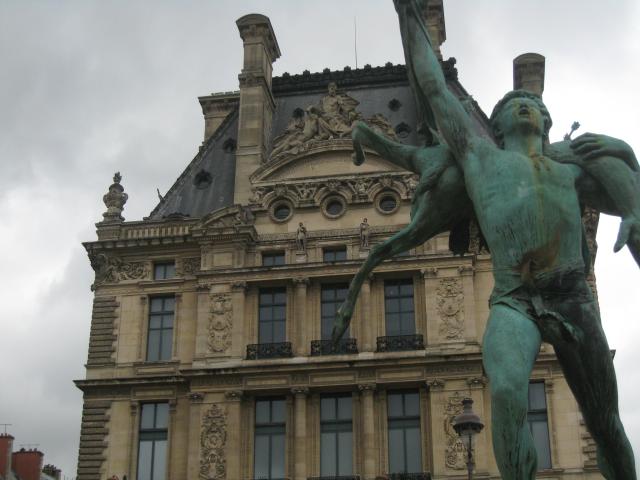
[101,172,128,223]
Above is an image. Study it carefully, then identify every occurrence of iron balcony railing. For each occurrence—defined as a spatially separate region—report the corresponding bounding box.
[376,334,425,352]
[387,473,432,480]
[310,338,358,356]
[246,341,293,360]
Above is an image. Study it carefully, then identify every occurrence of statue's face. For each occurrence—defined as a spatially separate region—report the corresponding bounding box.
[496,97,544,140]
[328,83,337,95]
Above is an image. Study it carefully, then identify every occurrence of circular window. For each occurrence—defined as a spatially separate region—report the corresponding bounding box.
[321,195,347,219]
[269,200,293,223]
[376,191,400,215]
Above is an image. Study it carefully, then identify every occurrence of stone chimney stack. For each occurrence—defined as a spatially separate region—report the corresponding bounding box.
[234,13,281,205]
[422,0,446,59]
[513,53,546,96]
[0,434,14,479]
[43,464,62,480]
[12,448,44,480]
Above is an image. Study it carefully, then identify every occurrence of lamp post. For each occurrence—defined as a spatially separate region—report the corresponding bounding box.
[453,397,484,480]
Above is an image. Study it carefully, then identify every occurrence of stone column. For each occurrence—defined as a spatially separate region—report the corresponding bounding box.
[293,278,310,356]
[359,383,377,479]
[186,392,204,479]
[360,276,374,352]
[225,390,244,479]
[231,282,248,358]
[421,268,439,347]
[292,387,309,479]
[234,14,281,205]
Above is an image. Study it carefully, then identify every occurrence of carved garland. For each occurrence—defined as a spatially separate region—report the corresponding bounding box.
[89,252,148,290]
[200,404,227,480]
[436,277,465,340]
[207,294,233,354]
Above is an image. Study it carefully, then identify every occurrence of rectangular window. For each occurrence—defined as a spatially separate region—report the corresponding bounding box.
[528,382,552,470]
[137,403,168,480]
[153,262,175,280]
[323,247,347,262]
[387,391,422,475]
[321,284,349,340]
[262,251,285,266]
[147,297,174,362]
[384,279,415,336]
[254,398,286,479]
[320,394,353,476]
[258,288,287,344]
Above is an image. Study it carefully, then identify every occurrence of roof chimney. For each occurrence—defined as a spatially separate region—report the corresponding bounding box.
[0,434,14,479]
[513,53,545,96]
[422,0,446,59]
[12,448,44,480]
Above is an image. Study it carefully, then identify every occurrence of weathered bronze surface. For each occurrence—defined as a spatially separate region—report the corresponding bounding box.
[333,1,639,478]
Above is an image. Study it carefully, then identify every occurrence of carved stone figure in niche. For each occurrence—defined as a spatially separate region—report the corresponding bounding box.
[436,278,464,340]
[200,404,227,480]
[270,82,397,159]
[360,218,370,248]
[296,222,307,251]
[208,294,233,354]
[101,172,128,223]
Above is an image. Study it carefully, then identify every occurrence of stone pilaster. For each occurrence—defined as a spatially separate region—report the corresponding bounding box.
[224,390,244,479]
[231,282,248,358]
[359,276,374,352]
[186,392,204,480]
[358,383,377,480]
[293,277,310,356]
[234,14,281,205]
[292,387,309,479]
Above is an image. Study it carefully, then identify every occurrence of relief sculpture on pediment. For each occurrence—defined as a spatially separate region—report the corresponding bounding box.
[270,82,397,160]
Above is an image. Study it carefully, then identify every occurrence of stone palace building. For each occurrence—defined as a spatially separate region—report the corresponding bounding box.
[75,3,603,480]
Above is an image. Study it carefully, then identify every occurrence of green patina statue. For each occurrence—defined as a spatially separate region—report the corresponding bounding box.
[332,1,640,478]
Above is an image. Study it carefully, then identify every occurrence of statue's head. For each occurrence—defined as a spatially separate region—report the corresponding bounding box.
[489,90,552,147]
[328,81,337,95]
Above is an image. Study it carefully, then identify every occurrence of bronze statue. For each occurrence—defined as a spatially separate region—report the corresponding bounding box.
[332,1,639,478]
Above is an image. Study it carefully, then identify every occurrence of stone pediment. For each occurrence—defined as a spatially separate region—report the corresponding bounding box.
[191,204,257,240]
[251,140,405,182]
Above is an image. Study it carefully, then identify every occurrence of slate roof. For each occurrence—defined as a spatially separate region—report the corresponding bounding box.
[148,61,492,220]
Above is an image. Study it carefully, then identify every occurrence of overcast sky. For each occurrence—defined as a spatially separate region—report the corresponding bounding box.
[1,1,639,477]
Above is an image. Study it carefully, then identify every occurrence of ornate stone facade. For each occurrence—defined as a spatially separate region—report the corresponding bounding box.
[436,277,464,340]
[200,405,227,480]
[207,294,233,354]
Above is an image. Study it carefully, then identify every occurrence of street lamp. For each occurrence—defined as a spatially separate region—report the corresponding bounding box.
[453,397,484,480]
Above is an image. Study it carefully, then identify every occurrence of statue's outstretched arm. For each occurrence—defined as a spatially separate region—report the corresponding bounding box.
[395,0,475,161]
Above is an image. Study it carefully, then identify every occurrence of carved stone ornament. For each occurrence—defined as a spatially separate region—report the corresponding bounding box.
[436,277,465,340]
[444,391,467,470]
[177,257,200,276]
[101,172,128,223]
[270,82,397,160]
[207,294,233,354]
[89,252,148,290]
[200,404,227,480]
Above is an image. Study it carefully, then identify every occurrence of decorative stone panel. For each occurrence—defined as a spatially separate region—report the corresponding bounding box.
[200,404,228,479]
[436,278,464,340]
[76,400,110,480]
[208,294,233,354]
[444,391,466,470]
[87,296,118,366]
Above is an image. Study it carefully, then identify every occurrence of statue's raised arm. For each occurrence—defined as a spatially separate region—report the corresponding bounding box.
[395,0,475,160]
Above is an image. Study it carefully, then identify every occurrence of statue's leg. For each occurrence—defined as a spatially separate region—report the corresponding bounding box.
[331,195,447,344]
[549,286,636,480]
[483,304,541,480]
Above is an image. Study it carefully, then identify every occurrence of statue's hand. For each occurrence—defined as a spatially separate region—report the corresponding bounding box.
[330,304,353,348]
[571,132,638,171]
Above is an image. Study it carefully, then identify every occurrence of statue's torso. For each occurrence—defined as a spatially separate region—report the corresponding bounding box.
[464,140,584,288]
